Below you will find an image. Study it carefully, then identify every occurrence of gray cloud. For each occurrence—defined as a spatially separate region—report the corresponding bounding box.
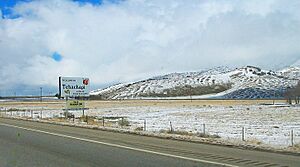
[0,0,299,89]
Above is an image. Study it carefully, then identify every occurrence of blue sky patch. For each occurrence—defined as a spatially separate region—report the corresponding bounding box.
[73,0,103,5]
[0,0,123,19]
[0,0,31,19]
[72,0,123,6]
[52,52,63,62]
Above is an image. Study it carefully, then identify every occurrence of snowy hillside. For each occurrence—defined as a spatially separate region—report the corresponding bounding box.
[90,66,300,99]
[279,66,300,79]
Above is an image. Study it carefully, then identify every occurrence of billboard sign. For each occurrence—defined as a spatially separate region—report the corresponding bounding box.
[59,77,90,98]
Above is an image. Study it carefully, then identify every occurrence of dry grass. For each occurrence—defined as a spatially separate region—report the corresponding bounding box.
[0,99,287,110]
[158,129,221,138]
[287,143,300,152]
[245,138,263,145]
[87,99,285,108]
[49,117,67,122]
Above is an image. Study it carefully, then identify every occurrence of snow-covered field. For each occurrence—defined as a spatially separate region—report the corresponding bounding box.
[2,102,299,148]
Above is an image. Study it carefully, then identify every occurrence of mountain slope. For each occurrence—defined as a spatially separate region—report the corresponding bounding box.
[91,66,300,99]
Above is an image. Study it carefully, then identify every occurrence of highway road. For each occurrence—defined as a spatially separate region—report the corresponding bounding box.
[0,118,299,167]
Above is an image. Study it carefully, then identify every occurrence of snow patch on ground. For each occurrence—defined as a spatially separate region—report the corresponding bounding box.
[2,104,300,149]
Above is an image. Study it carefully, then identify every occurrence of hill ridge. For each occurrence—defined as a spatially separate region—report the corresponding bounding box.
[91,65,300,99]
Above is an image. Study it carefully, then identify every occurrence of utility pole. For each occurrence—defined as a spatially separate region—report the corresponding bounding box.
[40,87,43,102]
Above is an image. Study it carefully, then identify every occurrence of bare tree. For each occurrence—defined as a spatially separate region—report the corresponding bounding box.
[285,81,300,104]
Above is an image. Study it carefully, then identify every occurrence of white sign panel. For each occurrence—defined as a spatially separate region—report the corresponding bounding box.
[59,77,90,98]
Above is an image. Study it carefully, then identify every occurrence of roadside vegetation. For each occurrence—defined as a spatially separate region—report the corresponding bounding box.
[118,118,130,126]
[158,129,221,138]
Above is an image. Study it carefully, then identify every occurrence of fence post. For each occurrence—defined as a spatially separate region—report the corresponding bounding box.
[170,121,173,132]
[144,119,146,131]
[121,117,124,128]
[40,110,42,119]
[102,117,105,126]
[203,123,206,135]
[291,129,294,147]
[31,110,33,118]
[242,127,245,141]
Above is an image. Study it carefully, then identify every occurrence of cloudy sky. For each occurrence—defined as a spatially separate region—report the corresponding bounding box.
[0,0,300,94]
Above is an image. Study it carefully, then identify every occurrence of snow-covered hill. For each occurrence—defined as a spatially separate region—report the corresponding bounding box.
[90,66,300,99]
[279,66,300,79]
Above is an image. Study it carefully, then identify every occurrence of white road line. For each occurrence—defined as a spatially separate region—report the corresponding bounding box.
[0,123,238,167]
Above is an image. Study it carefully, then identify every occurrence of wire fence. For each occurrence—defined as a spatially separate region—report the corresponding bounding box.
[0,107,299,147]
[0,88,56,97]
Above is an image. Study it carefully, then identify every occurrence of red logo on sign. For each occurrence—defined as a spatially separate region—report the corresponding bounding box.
[83,79,89,85]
